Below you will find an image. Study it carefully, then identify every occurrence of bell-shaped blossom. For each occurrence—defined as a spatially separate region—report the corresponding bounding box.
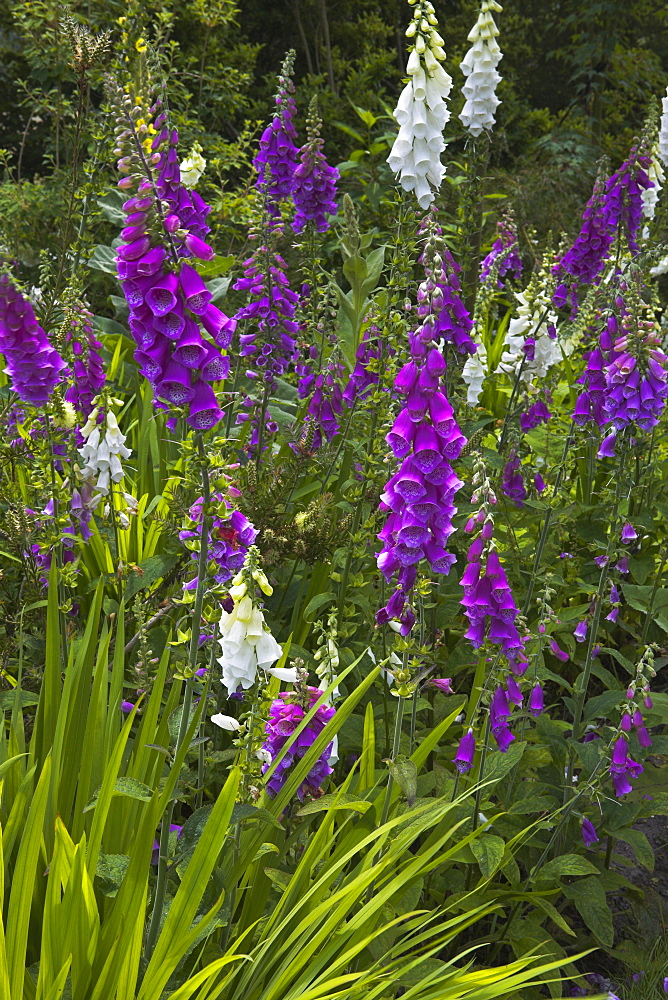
[581,817,599,847]
[609,734,643,797]
[64,303,106,418]
[462,344,488,405]
[77,409,131,495]
[179,491,258,589]
[298,357,344,447]
[376,223,466,631]
[293,97,339,233]
[0,274,66,404]
[114,103,233,431]
[342,324,393,404]
[459,1,503,137]
[453,728,476,773]
[387,1,452,209]
[262,688,336,799]
[218,593,283,695]
[641,149,664,223]
[496,268,564,384]
[659,86,668,167]
[428,243,477,355]
[603,142,653,254]
[480,211,522,287]
[180,144,206,189]
[553,170,613,309]
[254,50,299,207]
[460,543,525,660]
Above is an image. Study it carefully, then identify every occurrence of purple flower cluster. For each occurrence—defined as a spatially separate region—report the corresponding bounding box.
[233,246,300,381]
[64,303,105,418]
[179,491,258,589]
[376,232,467,632]
[603,333,668,432]
[519,398,551,433]
[480,213,523,288]
[553,172,613,309]
[115,105,235,431]
[609,734,643,796]
[460,538,526,665]
[0,275,66,404]
[298,357,344,446]
[417,229,477,354]
[253,52,299,207]
[603,143,652,254]
[292,103,339,233]
[262,688,336,799]
[501,450,526,505]
[342,325,392,405]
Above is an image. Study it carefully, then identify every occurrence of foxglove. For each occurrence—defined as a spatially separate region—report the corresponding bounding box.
[0,274,66,405]
[459,1,503,137]
[262,688,335,799]
[388,0,452,209]
[254,50,299,207]
[293,97,339,233]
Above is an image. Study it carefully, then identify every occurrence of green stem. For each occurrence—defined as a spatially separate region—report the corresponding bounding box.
[380,693,406,829]
[144,432,211,960]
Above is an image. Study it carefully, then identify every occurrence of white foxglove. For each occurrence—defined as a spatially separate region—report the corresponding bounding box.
[218,594,283,695]
[641,148,664,224]
[459,1,503,137]
[78,409,131,495]
[180,144,206,189]
[387,0,452,209]
[462,343,488,405]
[659,86,668,167]
[496,272,572,385]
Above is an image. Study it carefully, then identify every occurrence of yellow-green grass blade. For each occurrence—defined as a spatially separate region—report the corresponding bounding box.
[137,767,241,1000]
[6,756,52,1000]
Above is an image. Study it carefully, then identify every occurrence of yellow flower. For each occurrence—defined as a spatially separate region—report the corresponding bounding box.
[135,38,147,52]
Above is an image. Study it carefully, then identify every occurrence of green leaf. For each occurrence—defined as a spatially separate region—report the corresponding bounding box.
[84,777,153,813]
[563,877,614,946]
[532,895,576,937]
[263,867,292,893]
[125,553,180,599]
[614,827,654,871]
[470,834,505,879]
[584,690,625,721]
[95,854,131,897]
[390,755,418,807]
[206,276,232,303]
[0,691,39,710]
[87,244,117,273]
[484,741,526,784]
[297,794,371,816]
[532,854,600,883]
[303,592,336,623]
[194,254,234,277]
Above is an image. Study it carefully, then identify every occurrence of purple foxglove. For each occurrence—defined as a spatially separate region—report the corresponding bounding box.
[620,522,637,543]
[453,728,476,773]
[581,817,599,847]
[574,620,588,642]
[254,51,299,206]
[262,688,335,799]
[528,683,544,717]
[292,98,339,233]
[0,275,66,404]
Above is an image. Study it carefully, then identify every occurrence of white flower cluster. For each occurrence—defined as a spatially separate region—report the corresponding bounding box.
[180,143,206,189]
[459,1,503,137]
[496,289,562,382]
[462,344,488,406]
[641,147,664,225]
[218,561,295,695]
[659,86,668,167]
[387,0,452,210]
[77,409,131,495]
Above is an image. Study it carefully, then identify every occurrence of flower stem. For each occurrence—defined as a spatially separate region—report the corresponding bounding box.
[144,431,211,960]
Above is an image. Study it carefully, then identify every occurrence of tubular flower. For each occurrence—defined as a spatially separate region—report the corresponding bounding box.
[376,223,466,632]
[602,141,653,254]
[496,264,564,384]
[553,169,614,310]
[253,50,299,208]
[298,356,344,447]
[64,303,106,418]
[460,536,525,663]
[262,688,336,799]
[292,97,339,233]
[609,735,643,797]
[112,88,234,431]
[425,233,476,355]
[387,0,453,209]
[659,85,668,167]
[459,1,503,137]
[342,324,390,405]
[218,593,283,696]
[179,492,258,590]
[480,212,522,288]
[77,408,131,495]
[602,319,668,432]
[0,273,66,404]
